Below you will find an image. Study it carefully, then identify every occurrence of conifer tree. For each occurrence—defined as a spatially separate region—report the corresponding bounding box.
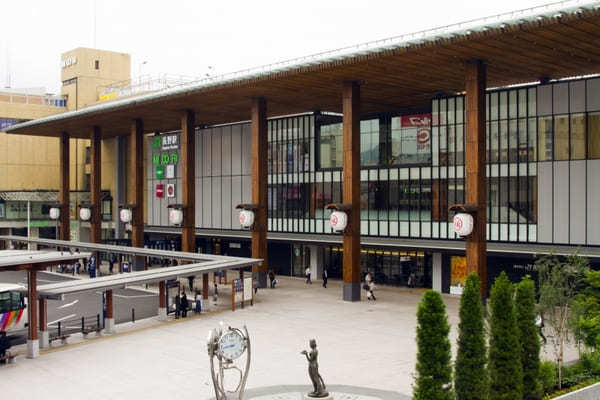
[489,271,523,400]
[455,273,489,400]
[515,275,542,400]
[413,290,453,400]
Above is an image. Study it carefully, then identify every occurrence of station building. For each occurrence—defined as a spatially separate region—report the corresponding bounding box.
[6,1,600,297]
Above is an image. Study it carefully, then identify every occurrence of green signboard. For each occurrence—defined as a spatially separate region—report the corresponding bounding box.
[156,165,164,179]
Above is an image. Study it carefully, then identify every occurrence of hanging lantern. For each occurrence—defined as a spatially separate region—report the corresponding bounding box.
[330,211,348,232]
[453,213,474,237]
[169,208,184,225]
[79,207,91,221]
[239,210,255,229]
[49,207,60,220]
[120,208,132,223]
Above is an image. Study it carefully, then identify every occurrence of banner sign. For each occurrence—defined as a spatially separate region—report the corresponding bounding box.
[167,184,175,198]
[156,184,164,198]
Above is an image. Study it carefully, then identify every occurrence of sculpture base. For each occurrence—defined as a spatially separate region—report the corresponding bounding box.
[304,394,332,400]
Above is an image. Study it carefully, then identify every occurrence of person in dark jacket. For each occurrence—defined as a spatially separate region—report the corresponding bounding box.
[268,269,276,289]
[0,331,10,363]
[174,293,181,319]
[322,269,328,288]
[181,293,189,318]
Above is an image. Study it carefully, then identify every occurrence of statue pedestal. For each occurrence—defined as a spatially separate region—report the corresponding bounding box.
[304,395,333,400]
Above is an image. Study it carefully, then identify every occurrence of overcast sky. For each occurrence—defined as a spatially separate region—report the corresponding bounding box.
[1,0,557,94]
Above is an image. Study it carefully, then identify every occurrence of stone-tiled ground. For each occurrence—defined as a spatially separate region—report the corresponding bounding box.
[1,276,574,399]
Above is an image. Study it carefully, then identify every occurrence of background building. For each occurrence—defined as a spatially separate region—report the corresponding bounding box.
[0,48,130,241]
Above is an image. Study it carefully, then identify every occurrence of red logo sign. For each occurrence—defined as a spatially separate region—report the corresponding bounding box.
[454,217,463,231]
[239,212,246,225]
[330,214,338,226]
[156,184,164,198]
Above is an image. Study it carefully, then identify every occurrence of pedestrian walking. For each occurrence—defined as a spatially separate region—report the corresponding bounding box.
[195,291,202,314]
[268,269,276,289]
[109,255,116,274]
[536,313,547,345]
[181,293,189,318]
[187,275,195,292]
[175,293,181,319]
[305,267,312,284]
[322,269,328,288]
[364,272,376,300]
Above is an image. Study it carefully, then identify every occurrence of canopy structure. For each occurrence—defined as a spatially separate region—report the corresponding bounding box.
[5,1,600,139]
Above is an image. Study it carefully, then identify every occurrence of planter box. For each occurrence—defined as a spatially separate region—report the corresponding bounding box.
[552,382,600,399]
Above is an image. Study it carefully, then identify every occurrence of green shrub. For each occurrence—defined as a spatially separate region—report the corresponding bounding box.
[539,361,557,395]
[516,276,542,399]
[455,273,489,400]
[413,290,454,400]
[489,271,523,400]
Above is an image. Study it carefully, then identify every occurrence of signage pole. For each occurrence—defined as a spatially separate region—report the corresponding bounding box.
[27,200,30,250]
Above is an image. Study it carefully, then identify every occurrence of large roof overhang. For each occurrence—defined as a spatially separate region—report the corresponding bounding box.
[6,1,600,139]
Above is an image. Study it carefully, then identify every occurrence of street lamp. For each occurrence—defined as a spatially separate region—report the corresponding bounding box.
[78,203,93,221]
[325,203,352,233]
[167,204,185,225]
[235,204,257,230]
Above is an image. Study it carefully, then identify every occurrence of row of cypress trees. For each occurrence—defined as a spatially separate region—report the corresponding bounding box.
[414,272,541,400]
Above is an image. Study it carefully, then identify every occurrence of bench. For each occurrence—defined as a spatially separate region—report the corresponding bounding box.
[49,334,70,344]
[82,327,102,335]
[0,351,16,364]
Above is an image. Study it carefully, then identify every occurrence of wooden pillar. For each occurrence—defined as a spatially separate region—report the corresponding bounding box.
[159,281,166,308]
[129,119,145,270]
[465,60,488,298]
[38,297,47,332]
[59,132,70,241]
[27,267,39,358]
[105,290,113,319]
[342,81,361,302]
[90,126,102,244]
[251,97,268,288]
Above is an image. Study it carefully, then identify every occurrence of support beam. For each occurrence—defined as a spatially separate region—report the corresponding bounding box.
[59,132,70,241]
[251,97,268,289]
[129,119,145,270]
[158,281,167,321]
[465,60,488,298]
[342,81,361,302]
[39,298,48,349]
[90,126,102,245]
[104,289,114,333]
[27,268,39,358]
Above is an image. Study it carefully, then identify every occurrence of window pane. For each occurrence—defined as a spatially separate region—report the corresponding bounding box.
[554,115,569,161]
[589,112,600,159]
[570,113,586,160]
[538,116,553,161]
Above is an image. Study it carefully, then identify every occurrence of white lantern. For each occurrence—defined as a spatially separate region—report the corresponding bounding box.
[49,207,60,220]
[330,211,348,232]
[239,210,255,229]
[119,208,132,223]
[79,207,91,221]
[169,209,184,225]
[453,213,474,237]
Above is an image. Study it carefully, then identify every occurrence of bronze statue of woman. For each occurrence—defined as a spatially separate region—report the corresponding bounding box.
[300,339,328,397]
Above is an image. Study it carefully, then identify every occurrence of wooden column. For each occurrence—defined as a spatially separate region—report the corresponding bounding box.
[465,60,488,298]
[59,132,70,241]
[251,97,268,289]
[106,290,113,319]
[159,281,166,308]
[27,268,38,345]
[129,119,145,270]
[342,81,361,301]
[90,126,102,244]
[38,298,47,333]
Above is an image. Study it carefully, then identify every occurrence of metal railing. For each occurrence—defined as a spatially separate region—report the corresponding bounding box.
[49,314,102,340]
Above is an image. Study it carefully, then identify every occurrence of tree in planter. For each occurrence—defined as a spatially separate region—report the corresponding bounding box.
[536,252,588,389]
[413,290,453,400]
[455,273,489,400]
[516,275,542,400]
[489,271,523,400]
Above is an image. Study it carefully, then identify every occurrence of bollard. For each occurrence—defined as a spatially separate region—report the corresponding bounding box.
[58,321,61,337]
[81,316,85,332]
[131,308,135,323]
[97,314,100,330]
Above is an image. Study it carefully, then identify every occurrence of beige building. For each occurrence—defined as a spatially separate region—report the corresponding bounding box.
[0,48,131,240]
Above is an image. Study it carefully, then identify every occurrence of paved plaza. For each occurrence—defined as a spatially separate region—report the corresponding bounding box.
[1,276,573,399]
